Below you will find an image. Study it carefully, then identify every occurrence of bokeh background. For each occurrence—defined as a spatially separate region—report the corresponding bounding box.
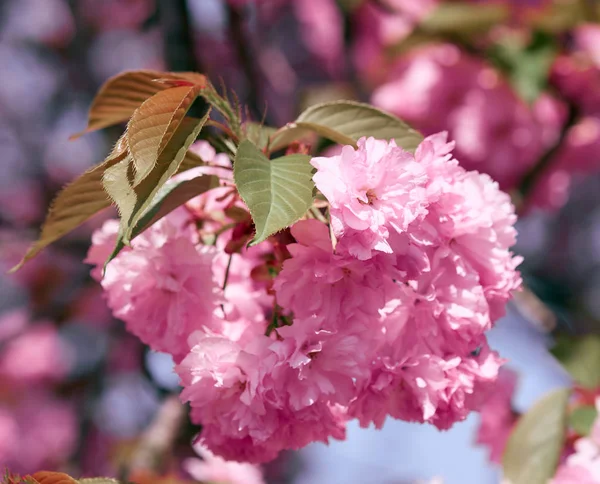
[0,0,599,482]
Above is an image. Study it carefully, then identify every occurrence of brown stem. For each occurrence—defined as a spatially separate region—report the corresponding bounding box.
[125,395,186,476]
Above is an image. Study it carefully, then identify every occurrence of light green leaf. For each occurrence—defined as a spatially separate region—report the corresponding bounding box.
[106,174,220,263]
[105,113,210,245]
[234,140,314,245]
[502,388,570,484]
[569,405,598,437]
[244,122,278,150]
[533,0,587,33]
[551,334,600,389]
[421,3,508,35]
[270,101,423,153]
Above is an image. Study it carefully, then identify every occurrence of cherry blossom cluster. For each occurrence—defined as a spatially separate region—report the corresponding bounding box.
[87,134,522,463]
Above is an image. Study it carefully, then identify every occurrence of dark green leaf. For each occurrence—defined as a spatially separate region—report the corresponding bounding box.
[503,388,570,484]
[234,140,315,245]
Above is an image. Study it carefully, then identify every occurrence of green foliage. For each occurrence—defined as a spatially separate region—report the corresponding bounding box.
[244,122,278,150]
[489,31,557,104]
[420,3,508,35]
[569,405,598,437]
[551,334,600,389]
[503,388,570,484]
[106,174,220,264]
[271,101,423,153]
[105,113,210,245]
[234,140,315,245]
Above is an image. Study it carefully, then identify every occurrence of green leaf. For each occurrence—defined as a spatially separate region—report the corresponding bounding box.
[420,3,509,35]
[569,405,598,437]
[106,112,210,244]
[10,137,128,272]
[244,122,278,150]
[234,140,315,245]
[502,388,570,484]
[106,174,220,263]
[488,31,557,104]
[200,85,242,138]
[270,101,423,153]
[551,334,600,389]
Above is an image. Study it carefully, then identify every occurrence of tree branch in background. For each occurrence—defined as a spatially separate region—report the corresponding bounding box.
[157,0,208,118]
[125,395,186,477]
[227,4,264,121]
[157,0,198,72]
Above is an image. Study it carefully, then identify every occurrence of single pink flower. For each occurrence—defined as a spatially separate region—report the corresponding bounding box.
[311,138,428,259]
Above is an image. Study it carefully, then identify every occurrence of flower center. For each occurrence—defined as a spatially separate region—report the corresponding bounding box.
[358,188,378,206]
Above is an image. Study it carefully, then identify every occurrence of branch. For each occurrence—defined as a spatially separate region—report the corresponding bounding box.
[157,0,208,118]
[125,395,186,476]
[157,0,198,72]
[227,4,264,121]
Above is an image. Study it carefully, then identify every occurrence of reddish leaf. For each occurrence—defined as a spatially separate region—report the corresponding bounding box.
[127,85,202,184]
[30,472,77,484]
[71,70,207,138]
[10,137,128,272]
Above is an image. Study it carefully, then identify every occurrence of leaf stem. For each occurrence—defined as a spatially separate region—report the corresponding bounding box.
[309,206,328,224]
[222,253,234,291]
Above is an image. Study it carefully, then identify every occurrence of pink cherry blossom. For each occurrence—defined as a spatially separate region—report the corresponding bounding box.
[176,334,347,463]
[372,45,564,191]
[476,367,518,463]
[0,322,73,385]
[311,138,428,259]
[0,391,77,474]
[184,443,265,484]
[293,0,344,78]
[273,219,391,326]
[87,215,222,361]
